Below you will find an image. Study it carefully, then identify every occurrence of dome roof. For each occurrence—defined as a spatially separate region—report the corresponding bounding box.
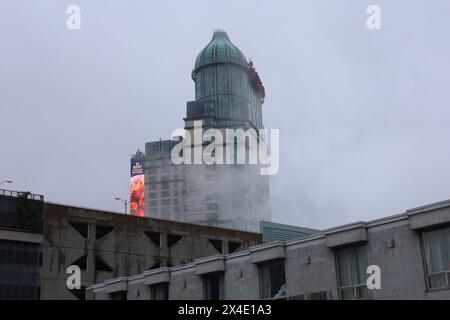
[194,30,248,71]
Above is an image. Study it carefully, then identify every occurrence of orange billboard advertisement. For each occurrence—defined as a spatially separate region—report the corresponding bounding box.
[130,160,145,217]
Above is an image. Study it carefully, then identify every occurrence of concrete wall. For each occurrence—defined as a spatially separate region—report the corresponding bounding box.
[285,236,338,299]
[365,218,426,299]
[88,200,450,300]
[41,203,261,300]
[224,253,260,300]
[170,267,204,300]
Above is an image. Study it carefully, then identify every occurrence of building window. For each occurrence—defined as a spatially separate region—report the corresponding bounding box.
[203,272,224,300]
[161,142,172,157]
[207,212,218,222]
[150,283,169,300]
[149,192,157,199]
[421,226,450,290]
[259,260,286,299]
[161,166,169,173]
[109,291,127,300]
[161,207,171,216]
[0,240,41,300]
[335,244,369,300]
[161,181,169,190]
[161,191,170,198]
[149,208,158,216]
[161,199,170,206]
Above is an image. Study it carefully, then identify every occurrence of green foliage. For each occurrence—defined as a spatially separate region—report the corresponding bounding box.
[17,192,43,231]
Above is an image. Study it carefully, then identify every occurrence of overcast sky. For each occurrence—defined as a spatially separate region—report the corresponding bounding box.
[1,1,449,229]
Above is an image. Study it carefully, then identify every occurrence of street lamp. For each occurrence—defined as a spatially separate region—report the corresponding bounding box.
[114,197,128,215]
[0,180,13,186]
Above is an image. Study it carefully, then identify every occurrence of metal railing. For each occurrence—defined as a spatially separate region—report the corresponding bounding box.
[0,189,44,201]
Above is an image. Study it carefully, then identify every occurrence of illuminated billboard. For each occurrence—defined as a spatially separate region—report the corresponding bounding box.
[130,159,145,217]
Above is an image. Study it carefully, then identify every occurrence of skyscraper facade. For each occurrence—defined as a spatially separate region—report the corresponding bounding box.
[139,30,271,232]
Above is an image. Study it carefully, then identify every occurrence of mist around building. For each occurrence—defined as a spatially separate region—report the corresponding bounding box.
[1,21,449,312]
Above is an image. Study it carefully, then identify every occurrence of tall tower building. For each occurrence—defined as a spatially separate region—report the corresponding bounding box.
[188,30,265,129]
[143,30,271,232]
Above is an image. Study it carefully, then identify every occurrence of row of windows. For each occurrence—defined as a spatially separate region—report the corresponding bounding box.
[333,226,449,298]
[206,193,216,201]
[147,165,184,175]
[0,241,41,300]
[148,190,187,201]
[148,206,186,217]
[148,181,187,192]
[206,226,449,300]
[149,181,182,191]
[0,241,41,267]
[206,203,218,211]
[194,64,263,128]
[148,174,186,181]
[0,285,40,300]
[0,197,44,232]
[199,99,262,129]
[108,283,169,301]
[195,65,262,108]
[146,141,179,160]
[115,226,450,300]
[149,198,182,208]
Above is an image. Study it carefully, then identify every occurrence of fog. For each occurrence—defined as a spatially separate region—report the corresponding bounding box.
[1,1,449,229]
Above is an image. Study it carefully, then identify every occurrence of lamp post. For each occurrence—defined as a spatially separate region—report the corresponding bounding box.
[114,197,128,215]
[0,180,12,187]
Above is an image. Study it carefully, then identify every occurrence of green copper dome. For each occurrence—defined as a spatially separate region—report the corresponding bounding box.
[188,30,265,129]
[194,30,248,71]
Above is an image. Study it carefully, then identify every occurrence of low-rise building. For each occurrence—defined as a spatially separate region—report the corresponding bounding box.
[41,202,262,300]
[0,189,262,300]
[0,189,44,300]
[88,199,450,300]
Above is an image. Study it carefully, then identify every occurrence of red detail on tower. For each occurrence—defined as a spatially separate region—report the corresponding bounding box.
[249,64,266,98]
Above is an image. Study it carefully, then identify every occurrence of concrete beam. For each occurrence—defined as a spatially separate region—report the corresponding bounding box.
[195,255,226,275]
[144,268,171,285]
[407,205,450,230]
[250,242,285,264]
[0,229,43,244]
[104,278,128,293]
[324,223,367,248]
